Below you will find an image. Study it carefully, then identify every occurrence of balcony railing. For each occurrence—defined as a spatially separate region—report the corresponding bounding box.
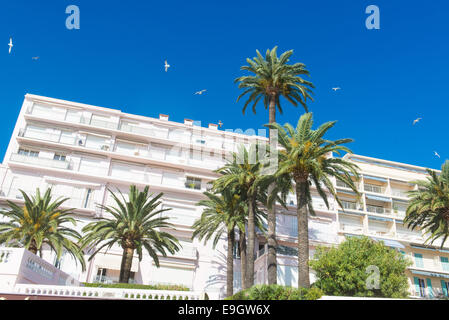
[81,117,119,130]
[391,190,409,198]
[364,184,385,194]
[366,205,391,215]
[340,224,364,234]
[12,284,203,300]
[120,124,157,137]
[341,201,358,210]
[10,153,70,170]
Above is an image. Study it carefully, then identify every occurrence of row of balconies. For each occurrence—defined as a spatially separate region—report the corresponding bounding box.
[340,199,407,219]
[9,151,211,189]
[18,128,226,172]
[25,105,262,153]
[336,180,413,200]
[339,219,423,242]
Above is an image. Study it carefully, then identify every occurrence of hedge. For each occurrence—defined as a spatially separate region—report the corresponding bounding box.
[225,284,323,300]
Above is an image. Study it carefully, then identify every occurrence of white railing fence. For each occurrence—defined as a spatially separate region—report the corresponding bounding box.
[13,284,203,300]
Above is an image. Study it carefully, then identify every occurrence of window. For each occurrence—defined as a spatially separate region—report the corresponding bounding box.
[443,281,449,297]
[185,177,201,190]
[441,257,449,272]
[341,200,357,210]
[276,245,298,257]
[83,188,93,208]
[414,253,424,268]
[233,242,240,259]
[53,154,66,161]
[96,268,107,283]
[418,278,426,297]
[18,148,39,157]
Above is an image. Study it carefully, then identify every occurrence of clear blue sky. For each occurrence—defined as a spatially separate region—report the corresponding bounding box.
[1,0,448,170]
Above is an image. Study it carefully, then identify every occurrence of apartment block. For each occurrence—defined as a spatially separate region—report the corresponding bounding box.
[0,94,447,299]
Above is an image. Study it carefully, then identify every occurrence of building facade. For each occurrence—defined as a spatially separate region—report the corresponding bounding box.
[0,94,447,299]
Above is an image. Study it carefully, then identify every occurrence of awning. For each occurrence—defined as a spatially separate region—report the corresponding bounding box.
[364,175,388,183]
[410,269,449,280]
[411,244,437,252]
[94,253,139,272]
[366,194,392,203]
[338,190,358,196]
[368,216,393,222]
[370,237,405,249]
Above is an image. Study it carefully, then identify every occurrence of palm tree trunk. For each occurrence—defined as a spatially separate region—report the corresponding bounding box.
[267,96,277,284]
[119,247,135,283]
[226,228,235,297]
[246,197,256,289]
[296,180,310,288]
[239,230,247,290]
[28,239,38,255]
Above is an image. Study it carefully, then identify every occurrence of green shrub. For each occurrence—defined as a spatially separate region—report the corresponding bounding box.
[309,236,411,298]
[225,284,323,300]
[82,283,189,291]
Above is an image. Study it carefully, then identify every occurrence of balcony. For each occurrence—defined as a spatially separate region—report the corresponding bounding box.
[80,117,119,130]
[340,223,364,234]
[364,184,385,194]
[169,245,198,259]
[120,123,157,137]
[366,205,391,215]
[391,189,410,198]
[10,153,70,170]
[341,200,358,211]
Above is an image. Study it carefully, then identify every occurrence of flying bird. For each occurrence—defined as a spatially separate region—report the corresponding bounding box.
[195,90,207,95]
[413,118,422,125]
[32,57,39,60]
[164,60,170,72]
[218,120,223,128]
[434,151,441,158]
[332,87,341,92]
[8,38,13,54]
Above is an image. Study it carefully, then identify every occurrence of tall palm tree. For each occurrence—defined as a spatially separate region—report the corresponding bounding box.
[192,190,245,297]
[0,188,86,271]
[235,46,315,284]
[267,113,360,288]
[405,161,449,246]
[80,185,180,284]
[214,144,271,289]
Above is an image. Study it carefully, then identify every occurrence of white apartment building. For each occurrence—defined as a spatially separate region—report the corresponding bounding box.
[0,94,447,299]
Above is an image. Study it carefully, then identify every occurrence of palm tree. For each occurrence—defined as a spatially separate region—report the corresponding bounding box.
[267,113,360,288]
[214,144,271,289]
[235,46,315,284]
[80,185,180,284]
[405,161,449,247]
[0,188,86,271]
[192,190,245,297]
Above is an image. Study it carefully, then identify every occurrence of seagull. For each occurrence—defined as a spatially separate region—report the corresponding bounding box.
[332,87,341,92]
[413,118,422,125]
[164,60,170,72]
[195,90,207,95]
[434,151,441,158]
[8,38,13,54]
[32,56,39,60]
[218,120,223,128]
